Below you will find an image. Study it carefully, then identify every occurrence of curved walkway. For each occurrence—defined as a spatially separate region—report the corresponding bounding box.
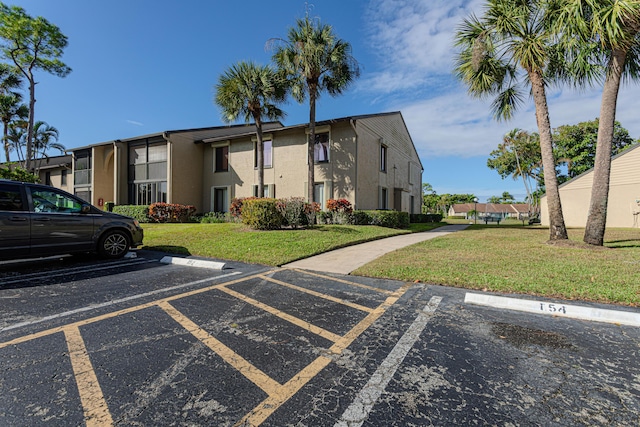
[282,224,469,275]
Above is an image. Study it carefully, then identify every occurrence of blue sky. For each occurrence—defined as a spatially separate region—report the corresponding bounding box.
[5,0,640,202]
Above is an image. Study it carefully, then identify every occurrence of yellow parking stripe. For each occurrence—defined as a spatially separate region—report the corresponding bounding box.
[290,268,394,295]
[218,286,342,343]
[0,273,267,351]
[259,275,375,313]
[157,301,281,395]
[236,281,414,426]
[64,326,114,427]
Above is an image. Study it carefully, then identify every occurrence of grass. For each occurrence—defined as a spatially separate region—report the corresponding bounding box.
[141,222,444,266]
[354,224,640,306]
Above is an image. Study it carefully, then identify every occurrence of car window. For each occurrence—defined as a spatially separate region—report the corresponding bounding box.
[30,188,84,213]
[0,183,24,212]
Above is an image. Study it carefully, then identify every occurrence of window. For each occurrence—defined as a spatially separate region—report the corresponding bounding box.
[213,187,228,212]
[31,188,83,213]
[0,183,24,211]
[314,183,324,207]
[61,169,67,186]
[128,139,167,205]
[215,146,229,172]
[379,187,388,209]
[253,184,275,198]
[380,144,387,172]
[45,171,51,186]
[254,139,272,169]
[74,150,92,202]
[74,150,92,185]
[314,133,330,163]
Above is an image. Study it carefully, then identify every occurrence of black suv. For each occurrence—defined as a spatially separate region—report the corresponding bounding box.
[0,179,143,260]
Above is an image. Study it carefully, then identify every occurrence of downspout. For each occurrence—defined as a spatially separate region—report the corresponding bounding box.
[162,132,171,203]
[113,140,119,205]
[350,119,358,209]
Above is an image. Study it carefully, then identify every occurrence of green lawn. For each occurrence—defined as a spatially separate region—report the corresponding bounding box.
[354,225,640,306]
[141,222,443,266]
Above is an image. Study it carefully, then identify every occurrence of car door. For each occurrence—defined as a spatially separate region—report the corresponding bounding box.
[0,182,30,259]
[27,185,95,256]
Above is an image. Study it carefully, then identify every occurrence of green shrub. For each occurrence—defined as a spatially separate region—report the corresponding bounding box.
[410,213,442,223]
[350,210,373,225]
[148,203,197,223]
[276,197,307,229]
[113,205,150,223]
[242,198,283,230]
[230,197,257,219]
[0,164,39,183]
[196,212,231,223]
[356,210,409,229]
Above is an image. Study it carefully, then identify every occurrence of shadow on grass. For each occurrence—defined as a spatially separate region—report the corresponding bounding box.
[142,245,191,255]
[605,239,640,249]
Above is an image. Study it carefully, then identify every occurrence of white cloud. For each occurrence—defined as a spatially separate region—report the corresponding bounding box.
[361,0,484,93]
[126,120,144,126]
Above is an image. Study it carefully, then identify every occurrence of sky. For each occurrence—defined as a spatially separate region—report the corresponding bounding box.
[4,0,640,202]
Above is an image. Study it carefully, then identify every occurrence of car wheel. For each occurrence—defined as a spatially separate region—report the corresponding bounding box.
[98,230,130,259]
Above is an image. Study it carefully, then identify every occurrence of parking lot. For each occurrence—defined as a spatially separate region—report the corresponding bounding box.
[1,253,639,426]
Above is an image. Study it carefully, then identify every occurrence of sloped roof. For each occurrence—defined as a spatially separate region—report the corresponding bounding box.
[70,122,284,151]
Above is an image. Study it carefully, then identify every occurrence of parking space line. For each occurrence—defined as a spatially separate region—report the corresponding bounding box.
[1,270,415,427]
[237,281,415,426]
[64,326,114,427]
[218,285,342,343]
[290,269,394,295]
[335,296,442,427]
[259,275,375,313]
[158,301,281,395]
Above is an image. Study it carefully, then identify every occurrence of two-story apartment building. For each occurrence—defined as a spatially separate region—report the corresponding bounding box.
[66,112,423,214]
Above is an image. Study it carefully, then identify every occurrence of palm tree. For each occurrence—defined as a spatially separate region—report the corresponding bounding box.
[550,0,640,246]
[0,63,23,163]
[0,96,27,163]
[214,61,287,197]
[271,16,359,203]
[7,121,26,164]
[454,0,568,240]
[32,121,64,174]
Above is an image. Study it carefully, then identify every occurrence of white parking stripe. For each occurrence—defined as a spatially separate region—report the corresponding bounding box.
[335,296,442,427]
[0,271,241,332]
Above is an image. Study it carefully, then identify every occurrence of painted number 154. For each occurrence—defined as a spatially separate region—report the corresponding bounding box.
[540,303,566,314]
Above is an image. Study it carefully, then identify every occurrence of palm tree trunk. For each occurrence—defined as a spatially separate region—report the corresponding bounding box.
[529,71,568,240]
[254,113,265,198]
[307,84,317,204]
[3,124,10,163]
[583,48,626,246]
[25,76,35,172]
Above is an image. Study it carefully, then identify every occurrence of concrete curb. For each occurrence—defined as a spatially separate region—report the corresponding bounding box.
[160,256,225,270]
[465,292,640,327]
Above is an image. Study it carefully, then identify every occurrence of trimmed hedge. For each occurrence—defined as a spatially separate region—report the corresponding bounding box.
[113,205,150,223]
[241,198,283,230]
[316,209,410,229]
[410,213,443,223]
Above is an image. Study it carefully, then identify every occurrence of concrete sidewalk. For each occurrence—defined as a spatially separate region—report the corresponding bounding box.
[283,224,469,275]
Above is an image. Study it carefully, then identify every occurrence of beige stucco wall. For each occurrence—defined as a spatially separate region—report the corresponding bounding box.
[168,134,205,211]
[355,115,423,213]
[203,125,353,211]
[91,144,114,209]
[541,145,640,228]
[38,167,72,193]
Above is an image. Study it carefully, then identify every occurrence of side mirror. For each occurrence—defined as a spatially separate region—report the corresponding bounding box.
[81,204,91,214]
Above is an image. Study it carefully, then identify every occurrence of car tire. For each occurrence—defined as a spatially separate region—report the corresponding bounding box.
[98,230,130,259]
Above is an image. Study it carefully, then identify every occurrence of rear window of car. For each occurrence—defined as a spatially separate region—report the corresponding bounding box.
[0,183,25,212]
